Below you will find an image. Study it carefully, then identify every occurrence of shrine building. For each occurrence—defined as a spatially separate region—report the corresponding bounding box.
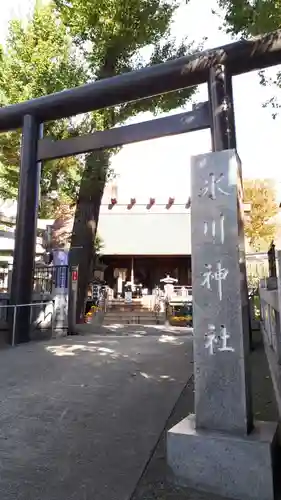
[98,182,191,293]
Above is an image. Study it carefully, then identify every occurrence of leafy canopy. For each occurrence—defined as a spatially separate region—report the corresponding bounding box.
[52,0,198,315]
[0,1,87,215]
[218,0,281,115]
[0,0,197,218]
[55,0,198,123]
[243,178,278,251]
[218,0,281,36]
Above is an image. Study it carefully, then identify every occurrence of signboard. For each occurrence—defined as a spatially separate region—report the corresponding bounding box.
[53,249,69,266]
[53,250,69,289]
[125,290,133,303]
[55,266,68,289]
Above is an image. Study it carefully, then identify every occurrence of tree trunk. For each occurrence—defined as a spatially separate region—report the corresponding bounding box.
[70,55,117,323]
[71,150,109,322]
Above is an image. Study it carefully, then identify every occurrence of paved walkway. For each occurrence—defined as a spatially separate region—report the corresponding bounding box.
[75,322,193,337]
[0,331,193,500]
[0,329,278,500]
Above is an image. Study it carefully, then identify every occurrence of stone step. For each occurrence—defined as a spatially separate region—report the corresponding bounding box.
[103,312,165,325]
[108,299,142,304]
[106,299,156,311]
[107,310,154,314]
[104,313,160,318]
[103,318,164,325]
[106,309,158,314]
[107,314,157,318]
[107,305,153,312]
[104,312,160,318]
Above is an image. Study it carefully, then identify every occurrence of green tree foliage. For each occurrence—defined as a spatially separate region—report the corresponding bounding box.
[54,0,198,319]
[0,1,87,213]
[244,179,278,251]
[218,0,281,36]
[218,0,281,116]
[0,0,198,319]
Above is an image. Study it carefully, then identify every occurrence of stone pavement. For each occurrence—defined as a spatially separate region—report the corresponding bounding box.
[0,328,278,500]
[0,331,193,500]
[75,322,194,337]
[131,329,280,500]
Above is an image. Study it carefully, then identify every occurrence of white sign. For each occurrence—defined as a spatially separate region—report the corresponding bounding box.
[125,291,132,303]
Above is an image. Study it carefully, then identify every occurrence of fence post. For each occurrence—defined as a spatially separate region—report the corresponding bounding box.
[51,300,55,337]
[274,249,281,362]
[68,266,78,333]
[11,305,17,347]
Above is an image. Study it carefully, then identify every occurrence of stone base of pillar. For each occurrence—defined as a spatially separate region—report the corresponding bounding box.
[167,414,278,500]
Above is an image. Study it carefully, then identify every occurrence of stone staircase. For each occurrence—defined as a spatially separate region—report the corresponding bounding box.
[103,298,165,325]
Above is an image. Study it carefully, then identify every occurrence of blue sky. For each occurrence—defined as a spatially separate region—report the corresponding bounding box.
[1,0,281,202]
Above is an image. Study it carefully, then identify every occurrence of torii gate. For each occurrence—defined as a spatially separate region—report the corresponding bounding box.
[0,29,280,500]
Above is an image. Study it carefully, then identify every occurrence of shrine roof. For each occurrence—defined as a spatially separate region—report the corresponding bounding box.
[98,210,191,256]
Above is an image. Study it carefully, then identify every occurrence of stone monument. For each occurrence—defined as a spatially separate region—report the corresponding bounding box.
[44,204,74,336]
[167,150,278,500]
[52,248,69,335]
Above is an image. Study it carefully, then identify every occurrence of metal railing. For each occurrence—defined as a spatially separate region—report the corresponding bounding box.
[0,264,69,295]
[259,281,281,361]
[0,301,55,346]
[172,286,192,297]
[246,253,269,290]
[259,275,281,418]
[33,265,68,293]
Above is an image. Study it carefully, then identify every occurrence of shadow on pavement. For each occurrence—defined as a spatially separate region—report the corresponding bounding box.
[0,332,193,500]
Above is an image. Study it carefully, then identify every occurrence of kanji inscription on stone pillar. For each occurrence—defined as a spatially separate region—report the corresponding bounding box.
[191,149,253,434]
